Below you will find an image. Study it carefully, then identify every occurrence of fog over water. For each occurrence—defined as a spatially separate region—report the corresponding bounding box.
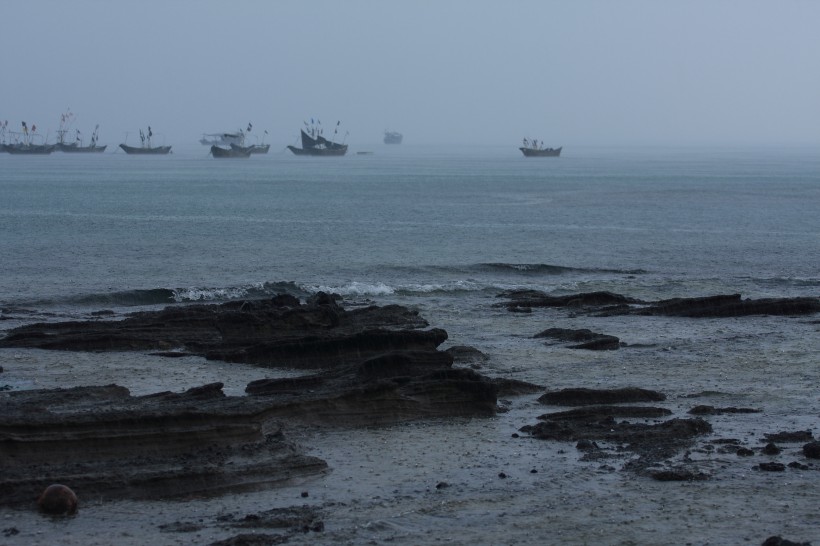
[3,0,819,148]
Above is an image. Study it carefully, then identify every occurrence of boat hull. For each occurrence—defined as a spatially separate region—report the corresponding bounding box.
[519,146,561,157]
[287,145,347,156]
[119,144,172,155]
[211,145,251,158]
[58,144,107,153]
[5,144,56,155]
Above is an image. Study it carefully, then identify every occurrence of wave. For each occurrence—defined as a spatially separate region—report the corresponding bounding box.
[15,282,309,309]
[477,262,647,275]
[303,280,490,297]
[384,263,647,277]
[67,288,177,307]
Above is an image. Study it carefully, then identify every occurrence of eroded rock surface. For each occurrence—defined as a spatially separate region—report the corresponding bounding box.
[0,297,522,506]
[538,387,666,406]
[0,383,328,507]
[0,295,441,370]
[534,328,621,350]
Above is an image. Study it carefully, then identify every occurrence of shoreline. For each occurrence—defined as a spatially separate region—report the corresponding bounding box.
[1,293,818,545]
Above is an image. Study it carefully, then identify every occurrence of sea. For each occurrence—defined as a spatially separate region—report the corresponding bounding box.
[1,144,819,544]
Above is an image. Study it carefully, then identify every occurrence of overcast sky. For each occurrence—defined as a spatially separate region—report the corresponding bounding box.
[3,0,819,147]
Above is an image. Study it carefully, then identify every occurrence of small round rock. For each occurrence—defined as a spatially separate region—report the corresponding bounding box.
[37,484,78,516]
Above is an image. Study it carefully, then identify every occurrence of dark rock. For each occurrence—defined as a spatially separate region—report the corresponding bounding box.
[525,403,712,471]
[737,447,755,456]
[761,537,812,546]
[629,294,820,318]
[497,290,820,318]
[2,528,19,537]
[762,443,781,455]
[490,377,544,396]
[765,430,814,443]
[803,441,820,459]
[688,405,762,415]
[788,461,810,470]
[0,298,437,370]
[498,472,507,479]
[436,482,449,489]
[0,384,329,506]
[758,462,786,471]
[538,387,666,407]
[576,439,599,451]
[216,505,323,533]
[209,533,287,546]
[650,468,710,481]
[540,405,672,421]
[535,328,602,342]
[535,328,621,350]
[570,336,621,350]
[499,290,641,311]
[245,366,498,427]
[37,484,78,515]
[444,345,489,365]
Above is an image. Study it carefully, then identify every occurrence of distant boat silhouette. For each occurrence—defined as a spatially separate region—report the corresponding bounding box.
[519,138,561,157]
[5,143,56,155]
[58,124,107,153]
[54,111,107,153]
[211,145,251,158]
[383,130,403,144]
[287,120,348,156]
[120,127,171,155]
[5,121,54,154]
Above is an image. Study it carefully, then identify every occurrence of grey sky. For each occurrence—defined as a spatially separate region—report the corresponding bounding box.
[4,0,819,147]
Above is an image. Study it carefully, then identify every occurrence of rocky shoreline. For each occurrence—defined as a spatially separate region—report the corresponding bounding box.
[1,291,818,545]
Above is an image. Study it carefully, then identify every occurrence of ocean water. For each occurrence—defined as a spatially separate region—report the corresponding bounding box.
[1,144,819,544]
[2,145,818,308]
[2,144,819,382]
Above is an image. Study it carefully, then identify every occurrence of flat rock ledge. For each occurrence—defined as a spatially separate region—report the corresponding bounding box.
[0,383,328,507]
[523,387,710,472]
[0,296,535,506]
[498,290,820,318]
[534,327,621,350]
[0,293,442,370]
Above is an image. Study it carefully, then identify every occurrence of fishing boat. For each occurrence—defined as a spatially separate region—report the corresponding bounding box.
[519,138,561,157]
[58,124,107,153]
[5,122,55,154]
[287,120,348,156]
[119,127,172,155]
[211,145,251,158]
[383,130,403,144]
[6,143,56,155]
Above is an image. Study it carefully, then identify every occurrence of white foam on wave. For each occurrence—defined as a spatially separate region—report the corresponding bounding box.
[173,286,251,302]
[399,280,484,293]
[306,281,397,296]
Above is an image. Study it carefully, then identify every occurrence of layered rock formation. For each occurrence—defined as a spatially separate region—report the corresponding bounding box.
[498,290,820,318]
[0,294,515,506]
